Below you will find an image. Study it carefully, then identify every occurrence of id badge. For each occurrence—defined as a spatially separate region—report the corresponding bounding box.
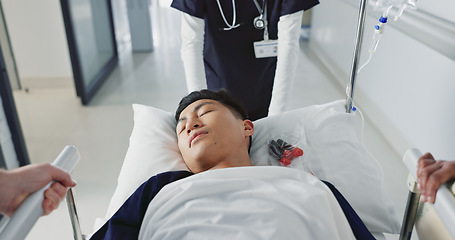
[253,40,278,58]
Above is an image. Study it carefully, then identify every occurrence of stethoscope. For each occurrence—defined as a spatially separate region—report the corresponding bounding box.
[252,0,267,30]
[216,0,267,31]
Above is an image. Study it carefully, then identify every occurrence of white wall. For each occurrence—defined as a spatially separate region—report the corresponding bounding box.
[309,0,455,159]
[2,0,73,82]
[417,0,455,24]
[1,0,130,87]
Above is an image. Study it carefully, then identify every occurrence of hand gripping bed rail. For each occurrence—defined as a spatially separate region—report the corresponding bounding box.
[0,146,80,240]
[400,148,455,240]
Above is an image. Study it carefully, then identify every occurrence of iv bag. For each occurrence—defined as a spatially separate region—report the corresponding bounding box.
[373,0,418,20]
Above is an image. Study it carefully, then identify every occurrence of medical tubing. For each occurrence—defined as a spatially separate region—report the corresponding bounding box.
[394,0,418,21]
[357,53,372,73]
[216,0,240,30]
[395,5,407,21]
[231,0,237,29]
[252,0,263,14]
[357,16,387,74]
[374,0,418,21]
[372,16,387,52]
[349,99,385,179]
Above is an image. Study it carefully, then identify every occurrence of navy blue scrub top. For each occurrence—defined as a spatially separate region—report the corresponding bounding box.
[171,0,319,120]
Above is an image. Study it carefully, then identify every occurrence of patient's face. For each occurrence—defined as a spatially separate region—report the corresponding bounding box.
[176,99,253,173]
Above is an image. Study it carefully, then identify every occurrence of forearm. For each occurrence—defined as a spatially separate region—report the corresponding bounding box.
[269,11,303,115]
[0,168,9,214]
[0,168,22,216]
[180,13,207,92]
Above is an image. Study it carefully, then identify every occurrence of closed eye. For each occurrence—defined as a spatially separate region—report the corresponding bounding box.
[177,123,186,134]
[200,110,213,117]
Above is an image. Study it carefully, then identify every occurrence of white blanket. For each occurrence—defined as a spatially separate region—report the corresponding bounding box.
[138,166,356,240]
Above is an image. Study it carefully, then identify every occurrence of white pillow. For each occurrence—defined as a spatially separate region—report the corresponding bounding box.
[251,100,400,233]
[100,100,400,234]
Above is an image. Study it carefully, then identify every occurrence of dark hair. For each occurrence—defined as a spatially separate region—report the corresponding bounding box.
[175,89,249,122]
[175,89,252,152]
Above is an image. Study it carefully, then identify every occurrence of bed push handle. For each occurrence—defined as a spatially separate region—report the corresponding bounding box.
[0,146,80,240]
[400,148,455,240]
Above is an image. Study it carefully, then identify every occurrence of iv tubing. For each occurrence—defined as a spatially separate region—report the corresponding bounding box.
[216,0,240,30]
[357,8,390,74]
[351,102,385,179]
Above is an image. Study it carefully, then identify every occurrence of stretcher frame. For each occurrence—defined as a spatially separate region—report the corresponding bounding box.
[399,148,455,240]
[65,0,455,239]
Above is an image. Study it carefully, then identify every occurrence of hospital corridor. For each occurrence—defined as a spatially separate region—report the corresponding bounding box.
[0,0,454,239]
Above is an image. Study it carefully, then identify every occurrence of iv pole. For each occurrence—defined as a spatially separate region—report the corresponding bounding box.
[346,0,369,113]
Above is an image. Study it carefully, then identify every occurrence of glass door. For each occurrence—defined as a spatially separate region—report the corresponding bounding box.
[60,0,118,105]
[0,44,29,168]
[0,1,20,90]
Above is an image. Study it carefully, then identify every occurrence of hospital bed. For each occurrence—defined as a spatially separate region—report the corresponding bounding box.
[2,0,454,238]
[79,100,454,240]
[88,99,401,239]
[84,0,453,237]
[2,98,453,239]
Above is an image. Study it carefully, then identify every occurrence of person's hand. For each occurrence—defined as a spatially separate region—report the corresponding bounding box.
[417,152,455,204]
[0,163,76,217]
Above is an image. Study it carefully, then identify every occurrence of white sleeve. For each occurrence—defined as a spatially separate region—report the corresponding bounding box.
[268,11,303,115]
[180,13,207,93]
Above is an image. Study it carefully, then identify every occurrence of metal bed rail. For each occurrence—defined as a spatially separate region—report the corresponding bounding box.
[400,148,455,240]
[67,188,86,240]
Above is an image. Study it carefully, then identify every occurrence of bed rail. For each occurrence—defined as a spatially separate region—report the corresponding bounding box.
[400,148,455,239]
[66,188,86,240]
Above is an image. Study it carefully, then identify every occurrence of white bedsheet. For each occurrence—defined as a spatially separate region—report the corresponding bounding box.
[138,166,356,240]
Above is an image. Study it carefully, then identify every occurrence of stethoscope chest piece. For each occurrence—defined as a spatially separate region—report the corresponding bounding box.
[252,0,267,30]
[217,0,268,31]
[253,15,266,30]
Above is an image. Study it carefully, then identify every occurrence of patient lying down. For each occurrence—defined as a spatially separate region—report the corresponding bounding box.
[90,89,374,240]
